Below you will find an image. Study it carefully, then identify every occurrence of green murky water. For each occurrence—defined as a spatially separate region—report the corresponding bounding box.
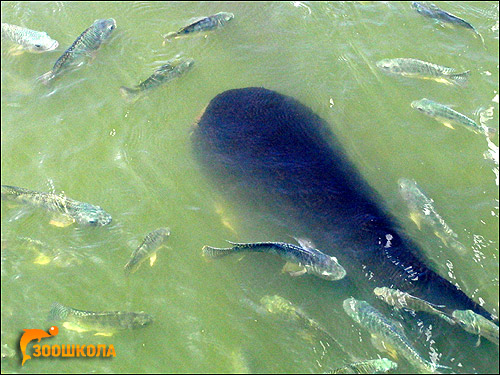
[1,1,498,373]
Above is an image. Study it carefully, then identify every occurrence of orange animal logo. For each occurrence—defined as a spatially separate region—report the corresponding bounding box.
[19,326,58,366]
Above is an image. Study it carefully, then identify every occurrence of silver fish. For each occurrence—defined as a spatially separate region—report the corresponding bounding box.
[38,18,116,84]
[411,2,485,44]
[452,309,499,346]
[203,240,346,281]
[163,12,234,42]
[376,58,469,86]
[48,302,152,335]
[124,228,170,274]
[119,58,194,101]
[1,185,112,226]
[328,358,398,374]
[397,178,467,254]
[343,297,448,373]
[374,286,456,325]
[1,23,58,53]
[411,98,496,138]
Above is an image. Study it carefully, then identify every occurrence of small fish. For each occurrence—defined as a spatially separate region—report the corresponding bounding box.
[119,58,194,101]
[328,358,398,374]
[260,295,335,342]
[376,58,470,86]
[19,326,58,366]
[38,18,116,84]
[1,23,58,54]
[124,228,170,274]
[14,236,81,267]
[374,286,455,324]
[202,240,346,281]
[343,297,448,373]
[411,2,485,44]
[162,12,234,42]
[1,185,112,226]
[452,309,499,346]
[48,303,153,336]
[397,178,467,254]
[411,98,496,138]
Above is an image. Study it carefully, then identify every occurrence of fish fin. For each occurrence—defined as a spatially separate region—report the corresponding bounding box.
[214,202,238,234]
[49,214,75,227]
[473,30,486,47]
[94,332,114,337]
[282,262,307,276]
[434,231,449,246]
[475,335,481,347]
[62,322,88,333]
[8,44,25,56]
[370,334,399,360]
[219,215,238,234]
[441,121,455,130]
[409,212,423,230]
[447,71,470,86]
[294,237,316,251]
[149,252,157,267]
[37,70,55,85]
[33,253,51,265]
[87,51,98,65]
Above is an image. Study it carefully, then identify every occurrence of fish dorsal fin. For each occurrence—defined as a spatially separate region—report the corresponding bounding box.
[294,236,316,251]
[187,16,208,25]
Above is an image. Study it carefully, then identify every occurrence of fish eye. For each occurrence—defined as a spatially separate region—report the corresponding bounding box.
[35,44,42,48]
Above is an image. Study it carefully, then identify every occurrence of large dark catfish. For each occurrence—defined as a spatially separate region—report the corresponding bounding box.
[191,87,495,318]
[191,88,497,370]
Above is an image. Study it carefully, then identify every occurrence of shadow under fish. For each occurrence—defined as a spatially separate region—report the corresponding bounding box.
[191,87,497,369]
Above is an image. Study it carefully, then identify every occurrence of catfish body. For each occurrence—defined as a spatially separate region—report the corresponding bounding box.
[191,87,494,323]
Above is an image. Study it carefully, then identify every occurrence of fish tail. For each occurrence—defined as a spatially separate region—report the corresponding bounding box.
[448,70,470,86]
[202,245,233,258]
[119,86,139,101]
[37,70,55,85]
[48,302,69,321]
